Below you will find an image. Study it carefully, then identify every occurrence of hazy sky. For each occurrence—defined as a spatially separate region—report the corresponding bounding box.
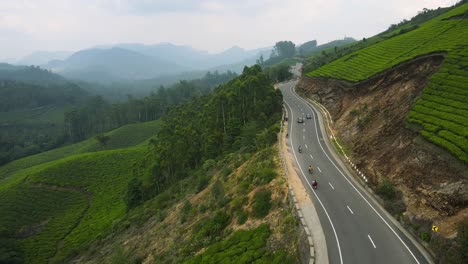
[0,0,459,60]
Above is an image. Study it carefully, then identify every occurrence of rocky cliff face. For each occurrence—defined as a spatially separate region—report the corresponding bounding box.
[297,55,467,237]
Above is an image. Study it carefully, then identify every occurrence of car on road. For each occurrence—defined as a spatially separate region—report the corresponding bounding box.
[306,113,312,119]
[297,117,304,123]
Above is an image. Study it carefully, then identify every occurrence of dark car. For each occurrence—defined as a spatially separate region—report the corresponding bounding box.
[306,113,312,119]
[297,117,304,123]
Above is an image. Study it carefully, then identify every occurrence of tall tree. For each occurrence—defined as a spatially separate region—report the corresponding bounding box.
[273,41,296,58]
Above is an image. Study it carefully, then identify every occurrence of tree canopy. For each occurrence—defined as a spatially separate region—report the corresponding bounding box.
[141,65,282,198]
[273,41,296,58]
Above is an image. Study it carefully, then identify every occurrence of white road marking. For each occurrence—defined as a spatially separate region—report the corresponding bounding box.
[317,167,322,173]
[303,128,306,132]
[347,205,354,215]
[329,182,335,190]
[303,135,305,140]
[290,86,420,264]
[368,234,377,248]
[309,154,314,160]
[305,144,308,149]
[284,101,343,264]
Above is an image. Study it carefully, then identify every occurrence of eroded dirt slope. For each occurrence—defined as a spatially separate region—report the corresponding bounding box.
[297,55,467,237]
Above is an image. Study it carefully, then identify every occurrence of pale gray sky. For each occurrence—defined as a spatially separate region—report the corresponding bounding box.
[0,0,459,60]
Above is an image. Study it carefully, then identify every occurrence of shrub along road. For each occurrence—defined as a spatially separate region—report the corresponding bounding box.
[280,65,431,264]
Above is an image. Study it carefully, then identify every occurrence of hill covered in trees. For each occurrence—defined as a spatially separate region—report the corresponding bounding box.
[0,67,236,166]
[0,65,297,263]
[0,66,90,165]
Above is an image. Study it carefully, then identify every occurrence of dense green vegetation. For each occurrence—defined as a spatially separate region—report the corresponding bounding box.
[0,80,86,112]
[0,105,68,165]
[264,63,293,82]
[0,64,71,86]
[82,144,296,263]
[0,120,160,180]
[0,65,90,165]
[302,5,458,74]
[185,224,293,264]
[298,40,318,56]
[143,65,282,192]
[0,148,147,264]
[0,65,287,263]
[260,41,300,82]
[262,41,298,67]
[308,3,468,162]
[252,189,273,218]
[63,71,236,142]
[0,68,235,165]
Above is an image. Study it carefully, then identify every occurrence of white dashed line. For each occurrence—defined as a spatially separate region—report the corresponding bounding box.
[317,167,322,173]
[309,154,314,160]
[368,234,377,248]
[290,87,420,263]
[284,101,343,264]
[303,135,305,140]
[305,144,308,149]
[347,205,354,215]
[329,182,335,190]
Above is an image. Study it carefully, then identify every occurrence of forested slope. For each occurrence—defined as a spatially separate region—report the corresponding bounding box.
[0,65,296,264]
[0,68,235,166]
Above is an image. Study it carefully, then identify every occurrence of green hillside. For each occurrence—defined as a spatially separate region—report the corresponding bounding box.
[0,148,147,264]
[307,4,468,162]
[0,65,288,264]
[0,120,159,263]
[0,120,159,180]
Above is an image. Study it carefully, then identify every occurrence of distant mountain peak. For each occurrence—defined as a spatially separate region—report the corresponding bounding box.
[16,50,73,66]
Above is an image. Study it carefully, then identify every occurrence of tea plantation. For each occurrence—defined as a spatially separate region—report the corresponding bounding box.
[0,148,147,263]
[0,120,159,180]
[0,120,159,263]
[308,3,468,162]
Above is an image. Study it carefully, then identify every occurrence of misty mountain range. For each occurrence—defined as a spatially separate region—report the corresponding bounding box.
[9,43,272,83]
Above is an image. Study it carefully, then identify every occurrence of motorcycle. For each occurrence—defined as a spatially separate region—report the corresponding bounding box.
[312,181,318,189]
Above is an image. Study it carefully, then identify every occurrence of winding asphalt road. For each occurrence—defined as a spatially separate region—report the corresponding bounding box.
[280,68,430,264]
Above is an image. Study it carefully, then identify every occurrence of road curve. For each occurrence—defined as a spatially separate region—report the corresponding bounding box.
[279,66,430,264]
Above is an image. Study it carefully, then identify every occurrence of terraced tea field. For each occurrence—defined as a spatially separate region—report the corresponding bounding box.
[0,120,159,180]
[308,4,468,162]
[0,120,159,263]
[0,148,147,264]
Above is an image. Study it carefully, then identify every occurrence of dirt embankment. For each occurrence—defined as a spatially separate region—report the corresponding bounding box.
[297,55,468,237]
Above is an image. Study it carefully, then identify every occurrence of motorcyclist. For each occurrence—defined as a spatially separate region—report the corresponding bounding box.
[286,133,289,138]
[298,145,302,153]
[312,180,318,189]
[308,165,313,173]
